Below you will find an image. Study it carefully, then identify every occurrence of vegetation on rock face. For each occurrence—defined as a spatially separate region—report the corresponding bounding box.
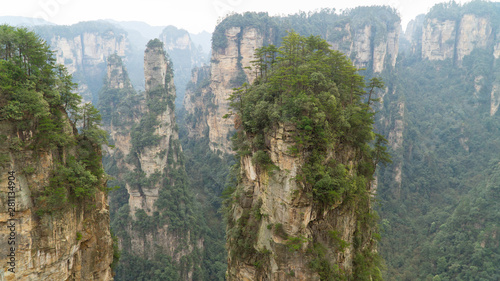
[379,49,500,281]
[377,2,500,280]
[224,31,389,280]
[230,31,388,204]
[102,40,220,280]
[0,25,107,213]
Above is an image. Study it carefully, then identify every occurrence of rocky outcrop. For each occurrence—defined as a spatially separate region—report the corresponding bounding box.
[159,26,207,69]
[128,41,179,214]
[207,26,265,153]
[159,26,209,105]
[49,31,127,75]
[419,14,494,62]
[421,18,457,61]
[411,10,500,116]
[328,20,400,73]
[183,25,267,153]
[102,40,203,280]
[183,66,211,138]
[226,124,378,280]
[36,22,129,103]
[184,9,400,155]
[0,120,113,281]
[456,14,492,61]
[99,54,143,186]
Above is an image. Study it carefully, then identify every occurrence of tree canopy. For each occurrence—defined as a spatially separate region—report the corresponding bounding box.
[0,25,107,212]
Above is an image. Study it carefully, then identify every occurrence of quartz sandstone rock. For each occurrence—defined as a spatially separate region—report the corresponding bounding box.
[0,123,113,281]
[226,124,377,280]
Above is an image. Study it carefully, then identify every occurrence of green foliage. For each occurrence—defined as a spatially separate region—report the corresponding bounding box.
[114,251,181,281]
[0,153,9,168]
[286,235,308,252]
[251,150,277,172]
[146,38,164,49]
[37,155,100,213]
[378,10,500,278]
[273,223,288,239]
[230,32,388,207]
[308,242,347,280]
[21,165,35,175]
[76,232,82,241]
[111,229,121,270]
[329,230,350,252]
[0,25,108,215]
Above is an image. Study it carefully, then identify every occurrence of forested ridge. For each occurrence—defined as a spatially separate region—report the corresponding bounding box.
[0,25,108,210]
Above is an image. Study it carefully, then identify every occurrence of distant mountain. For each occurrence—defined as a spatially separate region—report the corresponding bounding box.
[0,16,55,26]
[190,30,211,55]
[104,19,165,47]
[106,19,211,55]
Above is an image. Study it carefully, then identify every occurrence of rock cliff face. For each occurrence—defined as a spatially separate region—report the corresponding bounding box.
[99,54,143,192]
[159,26,209,107]
[207,26,266,153]
[183,66,211,138]
[419,14,494,62]
[35,22,129,103]
[101,41,203,280]
[328,20,399,73]
[0,119,113,281]
[421,18,457,61]
[129,41,179,214]
[226,123,378,280]
[184,25,267,153]
[407,10,500,116]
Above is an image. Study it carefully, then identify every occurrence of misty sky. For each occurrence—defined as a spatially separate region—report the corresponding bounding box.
[3,0,477,33]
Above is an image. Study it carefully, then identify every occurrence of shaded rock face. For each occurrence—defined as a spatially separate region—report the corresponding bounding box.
[183,65,211,138]
[226,124,376,280]
[100,54,142,192]
[328,22,400,73]
[159,27,208,70]
[0,125,113,281]
[419,14,494,62]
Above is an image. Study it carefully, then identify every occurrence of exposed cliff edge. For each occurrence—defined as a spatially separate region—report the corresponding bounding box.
[224,32,387,280]
[100,40,204,280]
[0,26,113,280]
[184,8,400,154]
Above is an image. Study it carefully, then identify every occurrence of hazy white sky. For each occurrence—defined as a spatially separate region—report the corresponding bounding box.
[2,0,477,33]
